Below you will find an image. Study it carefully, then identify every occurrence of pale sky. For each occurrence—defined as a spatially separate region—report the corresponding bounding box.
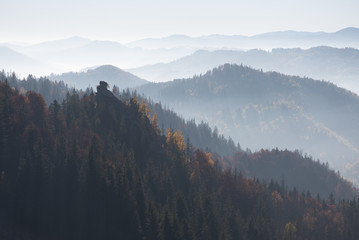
[0,0,358,44]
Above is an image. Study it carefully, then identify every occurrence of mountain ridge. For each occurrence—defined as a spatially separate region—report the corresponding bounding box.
[2,27,358,77]
[49,65,148,90]
[127,27,359,49]
[128,46,359,94]
[0,46,48,76]
[3,71,357,200]
[135,64,359,183]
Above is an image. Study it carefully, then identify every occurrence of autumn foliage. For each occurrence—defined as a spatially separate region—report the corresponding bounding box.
[0,80,358,239]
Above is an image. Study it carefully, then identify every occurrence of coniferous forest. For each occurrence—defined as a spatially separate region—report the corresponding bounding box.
[1,79,359,240]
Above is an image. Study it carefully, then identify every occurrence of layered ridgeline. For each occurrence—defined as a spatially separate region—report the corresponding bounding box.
[223,149,358,200]
[0,70,70,104]
[127,27,359,50]
[114,88,241,157]
[0,46,45,76]
[0,71,239,157]
[2,28,358,77]
[129,46,359,94]
[136,64,359,183]
[115,89,358,200]
[0,37,194,76]
[1,81,359,240]
[49,65,148,90]
[2,71,357,201]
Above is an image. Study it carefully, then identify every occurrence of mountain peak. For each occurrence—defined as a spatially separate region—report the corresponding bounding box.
[93,64,125,72]
[49,64,148,90]
[335,27,359,36]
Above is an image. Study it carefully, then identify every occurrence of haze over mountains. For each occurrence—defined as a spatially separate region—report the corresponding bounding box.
[2,0,359,236]
[2,27,359,182]
[3,25,359,239]
[0,47,46,75]
[2,78,358,239]
[128,46,359,94]
[48,65,148,90]
[136,64,359,184]
[0,36,194,76]
[127,27,359,50]
[1,28,359,92]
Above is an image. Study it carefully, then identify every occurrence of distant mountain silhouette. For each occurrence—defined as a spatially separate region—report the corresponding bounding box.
[26,36,92,52]
[127,27,359,49]
[129,46,359,94]
[0,47,36,65]
[2,37,194,76]
[2,27,358,77]
[136,64,359,184]
[334,27,359,38]
[49,65,148,90]
[0,46,46,75]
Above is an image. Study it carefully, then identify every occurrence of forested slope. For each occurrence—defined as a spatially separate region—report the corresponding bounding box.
[1,81,359,239]
[136,64,359,183]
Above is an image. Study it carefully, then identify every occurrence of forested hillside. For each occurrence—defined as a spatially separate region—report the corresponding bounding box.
[1,80,359,239]
[0,70,70,104]
[223,149,358,201]
[113,88,241,157]
[0,71,240,157]
[136,64,359,183]
[2,71,357,201]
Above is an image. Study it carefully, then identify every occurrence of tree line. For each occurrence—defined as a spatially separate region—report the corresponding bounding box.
[1,80,359,239]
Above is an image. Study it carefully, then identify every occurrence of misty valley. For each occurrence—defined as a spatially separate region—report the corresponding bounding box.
[1,28,359,240]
